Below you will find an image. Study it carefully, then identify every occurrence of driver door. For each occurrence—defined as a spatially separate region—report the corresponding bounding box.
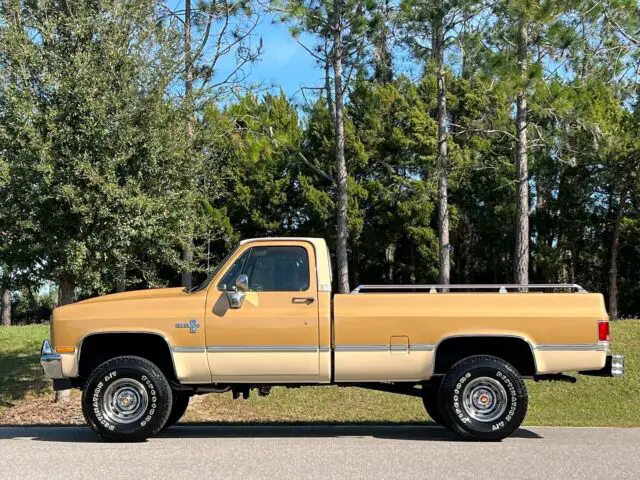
[205,241,320,382]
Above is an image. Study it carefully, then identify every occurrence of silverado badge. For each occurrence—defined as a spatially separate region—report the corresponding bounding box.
[175,319,200,334]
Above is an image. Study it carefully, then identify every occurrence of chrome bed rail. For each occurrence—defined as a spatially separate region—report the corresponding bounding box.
[350,284,587,294]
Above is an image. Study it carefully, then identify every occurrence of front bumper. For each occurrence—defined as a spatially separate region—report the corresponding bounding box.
[40,339,64,379]
[579,354,625,377]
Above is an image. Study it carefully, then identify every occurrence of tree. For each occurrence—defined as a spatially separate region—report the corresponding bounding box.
[161,0,263,288]
[1,268,10,327]
[0,1,207,296]
[400,0,478,285]
[482,0,588,285]
[348,75,439,284]
[205,92,305,237]
[277,0,377,292]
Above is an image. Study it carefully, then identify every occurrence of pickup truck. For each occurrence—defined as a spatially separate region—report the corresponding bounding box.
[40,237,624,442]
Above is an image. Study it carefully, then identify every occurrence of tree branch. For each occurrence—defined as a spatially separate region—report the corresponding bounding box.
[297,152,335,184]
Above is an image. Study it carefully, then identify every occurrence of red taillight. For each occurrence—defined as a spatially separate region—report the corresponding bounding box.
[598,321,610,342]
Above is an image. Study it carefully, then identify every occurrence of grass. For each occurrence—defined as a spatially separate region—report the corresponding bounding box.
[1,321,638,426]
[0,324,51,416]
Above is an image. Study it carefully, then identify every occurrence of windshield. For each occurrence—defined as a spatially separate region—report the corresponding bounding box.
[187,245,239,293]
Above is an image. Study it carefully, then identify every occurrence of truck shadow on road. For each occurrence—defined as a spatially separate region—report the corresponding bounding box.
[160,423,543,442]
[0,422,542,442]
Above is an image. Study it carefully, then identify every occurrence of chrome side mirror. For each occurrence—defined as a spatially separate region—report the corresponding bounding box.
[235,274,249,292]
[226,274,248,309]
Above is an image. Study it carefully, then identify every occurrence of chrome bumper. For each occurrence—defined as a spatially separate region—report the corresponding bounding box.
[580,354,624,377]
[611,354,625,376]
[40,340,64,379]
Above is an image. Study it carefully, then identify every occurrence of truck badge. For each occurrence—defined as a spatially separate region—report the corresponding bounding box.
[175,319,200,334]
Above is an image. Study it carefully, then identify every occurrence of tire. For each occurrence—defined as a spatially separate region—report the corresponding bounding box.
[421,383,448,427]
[438,355,528,441]
[82,355,173,442]
[163,391,190,430]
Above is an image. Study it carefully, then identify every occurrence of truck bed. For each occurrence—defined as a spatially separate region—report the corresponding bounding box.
[332,290,608,382]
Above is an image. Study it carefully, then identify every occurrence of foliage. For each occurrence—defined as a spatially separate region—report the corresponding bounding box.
[0,0,209,296]
[0,0,639,318]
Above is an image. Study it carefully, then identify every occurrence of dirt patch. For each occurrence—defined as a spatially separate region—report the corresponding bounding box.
[0,392,84,425]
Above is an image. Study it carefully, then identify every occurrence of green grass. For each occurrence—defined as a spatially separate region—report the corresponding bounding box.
[1,321,638,426]
[525,320,640,426]
[0,324,50,416]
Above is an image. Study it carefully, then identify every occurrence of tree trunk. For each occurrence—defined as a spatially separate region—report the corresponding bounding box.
[373,0,393,84]
[116,265,126,293]
[332,1,350,293]
[1,287,11,327]
[55,275,76,402]
[385,242,396,283]
[325,56,335,124]
[57,275,75,306]
[433,10,450,286]
[514,20,529,286]
[181,0,195,290]
[181,240,193,289]
[608,188,627,319]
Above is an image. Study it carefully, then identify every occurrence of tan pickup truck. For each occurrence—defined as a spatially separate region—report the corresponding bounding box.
[40,237,624,441]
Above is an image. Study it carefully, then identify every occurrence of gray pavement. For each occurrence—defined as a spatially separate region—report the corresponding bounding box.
[0,425,638,479]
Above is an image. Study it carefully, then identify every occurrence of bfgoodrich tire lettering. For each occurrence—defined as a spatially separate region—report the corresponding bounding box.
[82,356,172,442]
[438,355,528,441]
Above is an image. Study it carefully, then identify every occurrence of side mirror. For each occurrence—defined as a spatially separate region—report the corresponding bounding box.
[235,274,249,292]
[226,274,248,309]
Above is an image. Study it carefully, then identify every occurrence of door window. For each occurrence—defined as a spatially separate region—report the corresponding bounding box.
[244,246,310,292]
[217,245,311,292]
[217,250,249,291]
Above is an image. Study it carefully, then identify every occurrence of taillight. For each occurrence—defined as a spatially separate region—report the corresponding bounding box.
[598,321,610,342]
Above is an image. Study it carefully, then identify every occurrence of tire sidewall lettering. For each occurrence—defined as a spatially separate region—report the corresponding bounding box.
[494,370,518,426]
[443,358,527,439]
[452,372,472,424]
[85,362,168,438]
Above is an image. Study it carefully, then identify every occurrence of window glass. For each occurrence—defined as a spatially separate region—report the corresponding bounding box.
[243,246,310,292]
[191,246,238,292]
[217,250,249,291]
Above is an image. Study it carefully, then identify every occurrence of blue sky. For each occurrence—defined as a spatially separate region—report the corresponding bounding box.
[248,20,322,100]
[165,1,323,103]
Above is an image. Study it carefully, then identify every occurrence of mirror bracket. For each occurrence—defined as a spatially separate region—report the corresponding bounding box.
[226,289,245,309]
[226,274,249,309]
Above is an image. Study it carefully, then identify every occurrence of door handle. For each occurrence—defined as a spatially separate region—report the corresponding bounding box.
[291,297,315,304]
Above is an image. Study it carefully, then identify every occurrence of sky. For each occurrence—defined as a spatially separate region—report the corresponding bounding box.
[247,20,322,100]
[169,2,420,108]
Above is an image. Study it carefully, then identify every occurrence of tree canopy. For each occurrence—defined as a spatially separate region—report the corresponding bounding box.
[1,0,639,323]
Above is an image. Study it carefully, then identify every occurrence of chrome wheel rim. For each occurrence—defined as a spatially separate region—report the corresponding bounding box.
[462,377,508,423]
[102,378,148,425]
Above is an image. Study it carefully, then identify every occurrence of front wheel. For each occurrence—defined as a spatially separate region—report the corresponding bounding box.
[438,355,528,441]
[163,391,191,430]
[82,355,173,442]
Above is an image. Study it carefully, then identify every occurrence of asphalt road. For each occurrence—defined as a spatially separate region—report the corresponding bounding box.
[0,425,638,480]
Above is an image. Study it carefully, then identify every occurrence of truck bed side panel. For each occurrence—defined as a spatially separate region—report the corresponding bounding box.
[332,293,608,381]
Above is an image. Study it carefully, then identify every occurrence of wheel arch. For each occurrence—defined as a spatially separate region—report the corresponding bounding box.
[431,334,538,377]
[78,331,178,383]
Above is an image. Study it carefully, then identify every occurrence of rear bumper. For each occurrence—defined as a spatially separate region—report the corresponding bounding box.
[579,354,624,377]
[40,340,64,379]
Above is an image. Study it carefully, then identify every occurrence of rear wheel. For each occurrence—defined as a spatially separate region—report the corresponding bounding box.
[82,355,172,442]
[438,355,528,441]
[421,382,448,427]
[163,391,190,429]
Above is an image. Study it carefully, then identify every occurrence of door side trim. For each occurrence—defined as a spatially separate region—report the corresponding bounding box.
[207,345,323,353]
[335,344,435,352]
